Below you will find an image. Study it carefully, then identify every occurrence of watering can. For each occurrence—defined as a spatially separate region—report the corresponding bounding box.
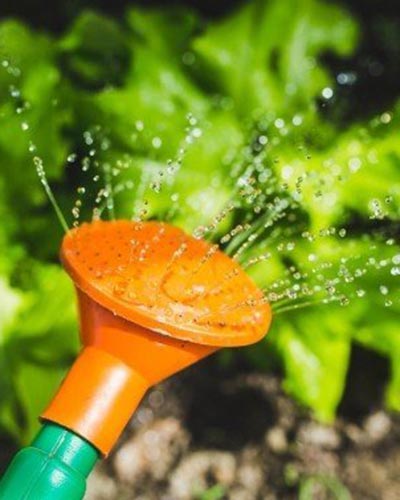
[0,220,271,499]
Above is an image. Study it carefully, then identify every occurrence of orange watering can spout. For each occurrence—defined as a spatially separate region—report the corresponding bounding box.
[0,219,272,500]
[42,290,216,455]
[41,220,272,456]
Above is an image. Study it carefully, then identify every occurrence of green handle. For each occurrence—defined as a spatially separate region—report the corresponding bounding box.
[0,423,99,500]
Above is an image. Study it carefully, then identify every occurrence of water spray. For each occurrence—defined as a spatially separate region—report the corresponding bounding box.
[0,219,272,499]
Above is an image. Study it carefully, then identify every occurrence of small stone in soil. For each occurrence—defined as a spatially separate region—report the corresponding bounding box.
[265,426,288,454]
[297,422,341,450]
[363,411,391,443]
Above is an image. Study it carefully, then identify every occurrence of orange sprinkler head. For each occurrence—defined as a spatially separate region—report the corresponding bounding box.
[42,220,272,455]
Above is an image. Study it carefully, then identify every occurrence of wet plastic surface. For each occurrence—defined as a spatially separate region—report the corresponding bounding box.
[61,220,272,347]
[0,423,98,500]
[1,220,272,494]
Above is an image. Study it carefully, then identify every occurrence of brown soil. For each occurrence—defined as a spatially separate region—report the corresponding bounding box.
[77,351,400,500]
[1,349,399,499]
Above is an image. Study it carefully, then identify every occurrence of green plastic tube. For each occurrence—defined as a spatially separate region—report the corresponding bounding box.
[0,423,99,500]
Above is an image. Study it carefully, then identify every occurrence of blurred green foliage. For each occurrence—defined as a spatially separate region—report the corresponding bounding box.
[197,484,226,500]
[0,0,399,443]
[299,474,351,500]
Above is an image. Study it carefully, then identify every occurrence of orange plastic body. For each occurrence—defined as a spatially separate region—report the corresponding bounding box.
[42,291,215,455]
[42,221,272,455]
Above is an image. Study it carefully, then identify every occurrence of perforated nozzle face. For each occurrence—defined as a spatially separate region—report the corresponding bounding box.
[61,220,271,347]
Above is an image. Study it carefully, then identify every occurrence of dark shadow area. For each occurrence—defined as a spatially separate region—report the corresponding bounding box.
[326,0,400,121]
[0,0,244,33]
[1,0,399,125]
[0,437,16,475]
[184,358,277,450]
[338,344,390,422]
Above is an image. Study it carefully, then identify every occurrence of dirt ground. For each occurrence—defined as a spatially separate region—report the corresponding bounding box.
[1,349,399,500]
[85,349,400,500]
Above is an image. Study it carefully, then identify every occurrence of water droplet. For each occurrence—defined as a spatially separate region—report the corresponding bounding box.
[82,158,90,171]
[152,137,162,149]
[9,86,20,98]
[322,87,334,99]
[150,181,161,193]
[135,120,144,131]
[83,131,94,145]
[337,72,357,85]
[113,281,128,296]
[348,157,362,172]
[258,135,268,145]
[390,266,400,276]
[192,127,202,138]
[392,254,400,265]
[292,115,303,126]
[281,165,293,180]
[380,112,392,124]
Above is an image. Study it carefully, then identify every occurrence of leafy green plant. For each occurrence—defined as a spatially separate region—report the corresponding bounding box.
[299,474,351,500]
[196,484,226,500]
[0,0,399,443]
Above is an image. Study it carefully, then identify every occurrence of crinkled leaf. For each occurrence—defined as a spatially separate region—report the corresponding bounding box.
[0,265,77,442]
[192,0,358,116]
[276,308,351,421]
